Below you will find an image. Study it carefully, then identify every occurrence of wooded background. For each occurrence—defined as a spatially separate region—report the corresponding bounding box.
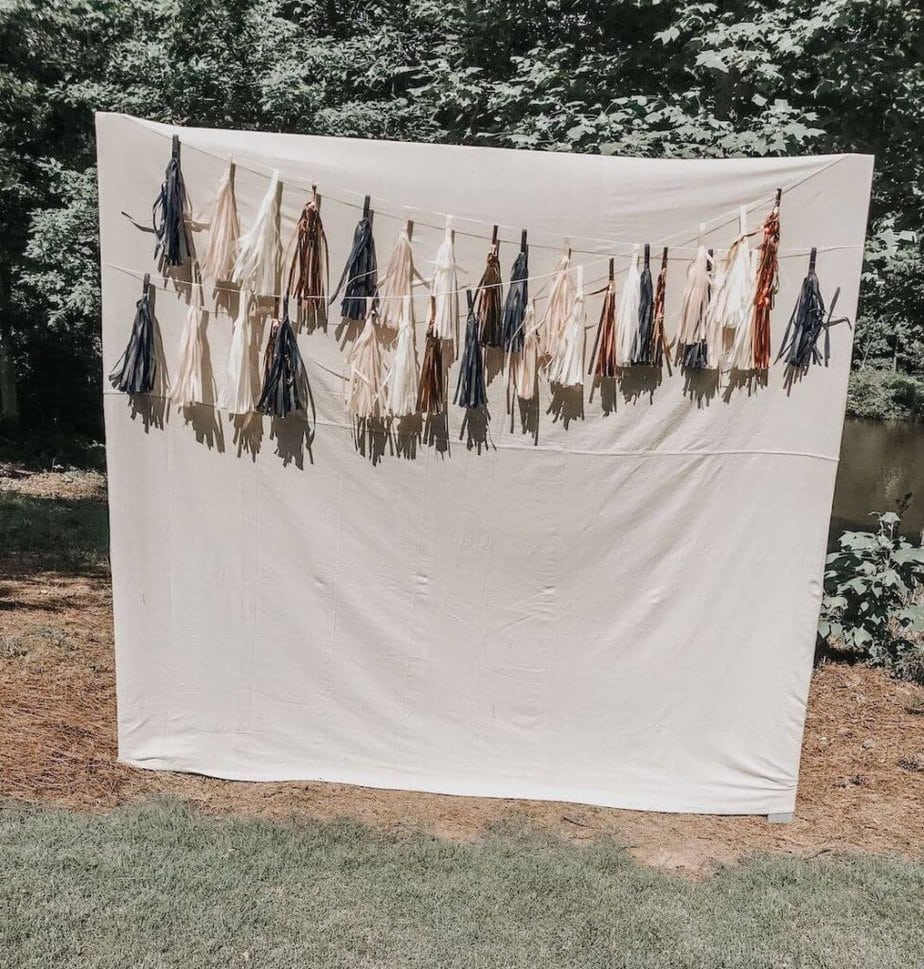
[1,0,921,445]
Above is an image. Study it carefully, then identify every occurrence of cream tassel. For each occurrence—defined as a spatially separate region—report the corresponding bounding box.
[429,220,459,342]
[614,246,641,367]
[724,210,760,370]
[346,299,385,419]
[547,266,586,387]
[201,161,239,282]
[232,169,280,296]
[675,238,714,369]
[540,248,575,359]
[384,296,419,417]
[170,299,209,406]
[514,301,540,400]
[377,222,418,331]
[220,293,260,415]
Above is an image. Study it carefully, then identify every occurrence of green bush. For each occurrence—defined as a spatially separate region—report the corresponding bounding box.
[846,369,924,421]
[819,507,924,681]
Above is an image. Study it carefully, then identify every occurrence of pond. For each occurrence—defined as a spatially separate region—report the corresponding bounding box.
[830,418,924,542]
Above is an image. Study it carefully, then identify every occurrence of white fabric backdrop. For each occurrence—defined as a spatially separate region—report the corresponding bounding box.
[97,112,873,814]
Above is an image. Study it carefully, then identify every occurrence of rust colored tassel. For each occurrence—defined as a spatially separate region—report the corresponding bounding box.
[752,189,781,370]
[477,226,504,348]
[417,297,445,414]
[288,187,329,328]
[589,259,617,377]
[650,247,671,369]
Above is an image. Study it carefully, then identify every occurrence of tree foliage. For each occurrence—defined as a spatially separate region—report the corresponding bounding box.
[1,0,921,435]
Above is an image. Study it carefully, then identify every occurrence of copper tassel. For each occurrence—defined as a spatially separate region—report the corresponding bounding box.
[417,297,444,414]
[477,226,504,348]
[650,247,671,370]
[288,188,329,329]
[752,189,781,370]
[589,259,617,377]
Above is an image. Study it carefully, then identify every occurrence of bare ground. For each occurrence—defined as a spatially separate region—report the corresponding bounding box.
[1,468,922,874]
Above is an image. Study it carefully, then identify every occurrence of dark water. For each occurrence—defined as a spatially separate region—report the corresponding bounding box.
[830,419,924,542]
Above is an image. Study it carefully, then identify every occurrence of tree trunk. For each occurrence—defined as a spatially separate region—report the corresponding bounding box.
[0,268,19,425]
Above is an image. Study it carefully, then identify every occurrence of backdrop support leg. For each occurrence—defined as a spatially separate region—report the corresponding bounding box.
[767,812,794,824]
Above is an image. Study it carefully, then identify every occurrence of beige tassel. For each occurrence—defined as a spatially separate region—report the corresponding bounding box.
[514,301,540,400]
[346,299,384,419]
[377,222,419,331]
[384,296,419,417]
[540,248,575,359]
[233,169,280,296]
[675,236,715,369]
[430,220,459,342]
[615,246,641,367]
[201,160,239,282]
[170,298,209,406]
[220,292,260,415]
[547,266,586,387]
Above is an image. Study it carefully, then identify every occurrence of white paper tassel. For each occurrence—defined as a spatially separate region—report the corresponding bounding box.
[347,301,384,419]
[724,214,759,370]
[429,223,459,342]
[220,293,260,415]
[385,296,419,416]
[514,302,540,400]
[232,169,280,296]
[170,302,208,406]
[377,226,416,330]
[615,246,641,367]
[547,266,586,387]
[540,249,575,359]
[201,161,239,282]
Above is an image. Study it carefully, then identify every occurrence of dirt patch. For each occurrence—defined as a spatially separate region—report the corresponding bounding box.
[1,468,922,874]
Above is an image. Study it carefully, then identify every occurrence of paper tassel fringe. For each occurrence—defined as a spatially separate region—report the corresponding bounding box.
[502,232,528,354]
[110,276,158,394]
[258,300,306,417]
[454,291,487,409]
[385,297,419,417]
[170,302,209,406]
[430,226,459,342]
[477,236,504,348]
[152,135,189,269]
[288,190,329,327]
[220,293,260,415]
[233,169,280,296]
[417,299,444,414]
[201,161,239,282]
[777,248,829,369]
[332,199,377,322]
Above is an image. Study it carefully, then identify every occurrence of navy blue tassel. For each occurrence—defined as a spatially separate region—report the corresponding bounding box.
[777,248,829,369]
[454,290,487,410]
[502,230,528,354]
[258,298,306,417]
[632,244,654,366]
[331,195,377,322]
[109,275,157,394]
[152,135,189,269]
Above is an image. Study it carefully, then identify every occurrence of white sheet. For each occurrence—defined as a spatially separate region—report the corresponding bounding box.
[97,112,873,814]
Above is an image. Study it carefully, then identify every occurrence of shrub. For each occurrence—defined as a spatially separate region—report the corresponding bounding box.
[819,506,924,682]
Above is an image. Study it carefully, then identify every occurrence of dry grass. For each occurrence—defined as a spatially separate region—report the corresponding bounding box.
[1,467,922,875]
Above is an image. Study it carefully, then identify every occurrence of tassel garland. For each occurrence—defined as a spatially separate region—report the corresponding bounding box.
[631,245,655,366]
[615,246,642,367]
[201,161,239,282]
[170,301,209,406]
[258,299,306,417]
[384,296,420,417]
[288,189,329,326]
[502,231,529,354]
[220,293,260,415]
[547,266,586,387]
[430,223,459,342]
[751,189,782,370]
[346,299,384,418]
[416,298,445,414]
[332,197,377,322]
[152,135,189,269]
[589,260,617,377]
[109,275,157,394]
[477,229,504,348]
[777,248,829,369]
[233,169,281,296]
[541,249,575,359]
[675,243,714,369]
[454,291,487,409]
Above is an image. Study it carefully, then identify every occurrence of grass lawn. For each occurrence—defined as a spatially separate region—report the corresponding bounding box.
[2,799,923,969]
